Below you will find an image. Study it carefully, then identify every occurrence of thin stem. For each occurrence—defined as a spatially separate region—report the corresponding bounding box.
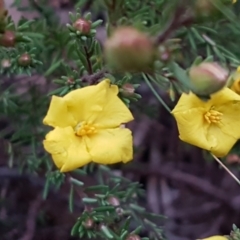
[211,153,240,186]
[143,74,171,113]
[84,46,93,75]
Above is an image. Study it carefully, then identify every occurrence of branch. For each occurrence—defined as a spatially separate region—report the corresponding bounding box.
[122,163,240,211]
[155,7,193,45]
[81,69,108,84]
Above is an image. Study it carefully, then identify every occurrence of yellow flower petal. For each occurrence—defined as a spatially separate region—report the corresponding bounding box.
[217,101,240,139]
[172,108,213,151]
[207,124,237,157]
[43,127,91,172]
[171,92,211,113]
[63,79,110,123]
[85,128,133,164]
[93,84,134,128]
[43,96,77,128]
[197,236,227,240]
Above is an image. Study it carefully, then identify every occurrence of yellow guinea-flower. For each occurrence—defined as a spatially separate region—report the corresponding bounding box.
[172,87,240,157]
[197,236,228,240]
[43,79,134,172]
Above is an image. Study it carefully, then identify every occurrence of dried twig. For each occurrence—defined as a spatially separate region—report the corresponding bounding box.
[19,195,42,240]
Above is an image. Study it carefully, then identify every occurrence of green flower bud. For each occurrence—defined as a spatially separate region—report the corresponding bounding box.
[104,27,155,72]
[189,62,228,96]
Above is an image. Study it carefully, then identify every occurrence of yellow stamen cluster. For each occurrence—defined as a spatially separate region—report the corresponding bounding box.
[204,109,223,124]
[75,121,97,136]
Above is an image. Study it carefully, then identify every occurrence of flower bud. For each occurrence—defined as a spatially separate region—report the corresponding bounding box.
[121,83,135,97]
[1,59,11,68]
[104,27,155,72]
[0,30,15,47]
[158,45,171,62]
[126,234,141,240]
[195,0,215,17]
[107,196,120,206]
[226,154,240,164]
[189,62,228,96]
[83,218,94,229]
[73,18,91,35]
[18,53,32,67]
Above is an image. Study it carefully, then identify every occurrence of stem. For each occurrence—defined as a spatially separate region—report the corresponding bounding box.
[143,74,171,113]
[211,153,240,186]
[155,7,193,46]
[84,46,93,75]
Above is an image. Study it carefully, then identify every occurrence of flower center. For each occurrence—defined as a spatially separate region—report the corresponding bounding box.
[75,121,97,136]
[204,109,223,124]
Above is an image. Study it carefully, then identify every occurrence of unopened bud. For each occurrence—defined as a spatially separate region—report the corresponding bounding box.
[73,18,91,34]
[195,0,215,17]
[104,27,154,72]
[121,83,135,97]
[116,207,124,216]
[0,30,15,47]
[126,234,141,240]
[107,196,120,206]
[189,62,228,96]
[226,154,240,164]
[18,53,32,67]
[83,218,94,229]
[159,45,170,62]
[67,77,75,85]
[1,59,11,68]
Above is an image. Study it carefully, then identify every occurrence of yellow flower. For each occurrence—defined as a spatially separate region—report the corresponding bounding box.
[43,79,134,172]
[171,88,240,157]
[233,0,237,3]
[197,236,228,240]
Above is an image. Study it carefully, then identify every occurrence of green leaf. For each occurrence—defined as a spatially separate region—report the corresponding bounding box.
[71,221,81,236]
[167,61,191,91]
[44,60,62,77]
[100,225,114,239]
[70,177,84,186]
[69,184,74,213]
[82,197,98,203]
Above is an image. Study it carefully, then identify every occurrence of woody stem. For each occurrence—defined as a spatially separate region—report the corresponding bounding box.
[211,153,240,186]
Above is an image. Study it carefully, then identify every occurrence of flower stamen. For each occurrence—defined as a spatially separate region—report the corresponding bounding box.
[204,109,223,124]
[75,121,97,136]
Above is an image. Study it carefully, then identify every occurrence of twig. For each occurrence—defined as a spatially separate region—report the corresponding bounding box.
[81,69,108,84]
[211,153,240,186]
[122,162,240,211]
[19,195,42,240]
[155,7,193,45]
[84,46,93,75]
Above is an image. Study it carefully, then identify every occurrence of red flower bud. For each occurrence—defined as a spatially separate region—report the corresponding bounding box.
[104,27,154,72]
[0,30,15,47]
[73,18,91,34]
[18,53,32,67]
